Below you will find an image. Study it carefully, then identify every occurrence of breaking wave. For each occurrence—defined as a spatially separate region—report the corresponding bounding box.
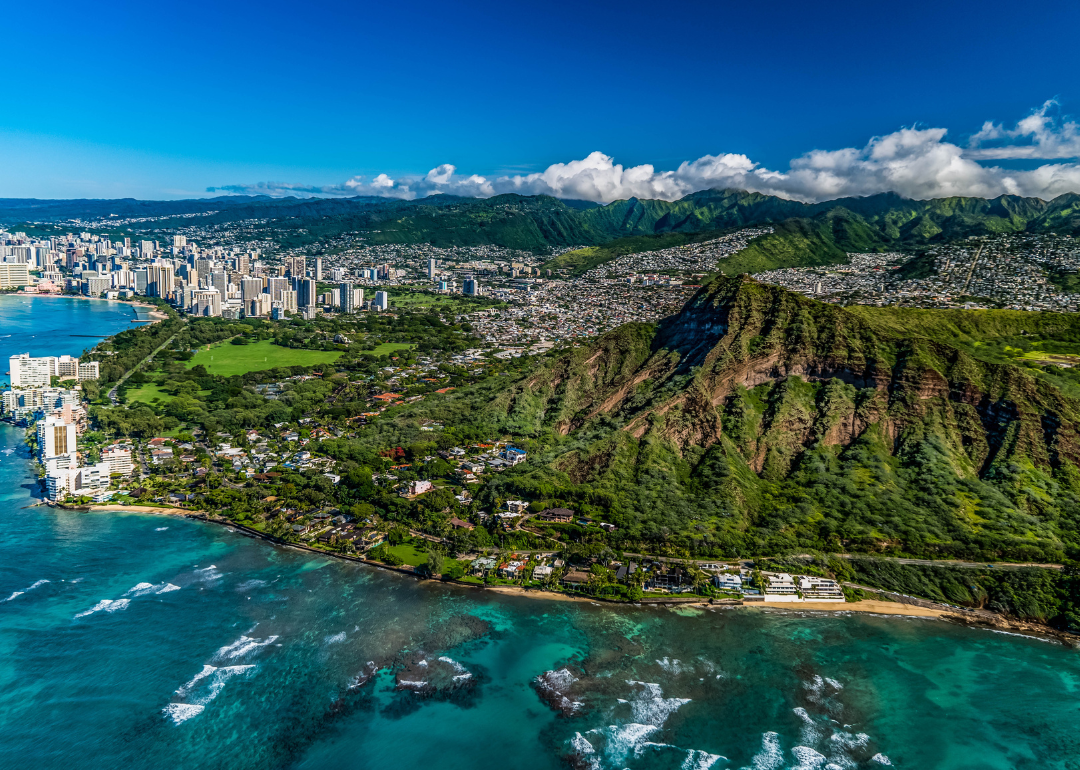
[125,582,180,597]
[164,664,255,725]
[624,680,691,726]
[74,598,130,618]
[213,634,279,661]
[1,579,49,602]
[162,703,204,725]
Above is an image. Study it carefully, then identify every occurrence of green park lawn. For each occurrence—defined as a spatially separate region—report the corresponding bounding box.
[362,343,415,357]
[186,339,342,376]
[125,382,175,405]
[384,542,430,567]
[389,293,505,312]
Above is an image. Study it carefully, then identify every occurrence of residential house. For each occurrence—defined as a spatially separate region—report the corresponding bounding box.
[400,479,434,498]
[539,508,574,524]
[470,557,497,576]
[713,573,743,592]
[798,576,845,602]
[763,573,800,601]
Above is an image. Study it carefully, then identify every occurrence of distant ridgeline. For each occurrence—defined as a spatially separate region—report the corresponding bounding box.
[388,276,1080,563]
[4,189,1080,275]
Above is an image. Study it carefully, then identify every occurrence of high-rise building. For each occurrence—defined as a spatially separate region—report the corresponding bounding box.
[148,264,175,299]
[0,263,31,289]
[286,256,305,277]
[374,291,389,311]
[248,294,272,317]
[102,445,134,477]
[193,289,222,317]
[209,270,228,298]
[314,257,323,281]
[298,278,317,308]
[281,289,298,313]
[9,353,57,388]
[340,282,356,312]
[462,277,480,296]
[234,252,250,275]
[139,240,154,258]
[37,414,77,463]
[240,277,263,302]
[266,276,289,302]
[427,258,436,279]
[172,235,187,248]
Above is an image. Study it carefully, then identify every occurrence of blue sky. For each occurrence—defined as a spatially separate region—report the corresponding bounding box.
[3,0,1080,201]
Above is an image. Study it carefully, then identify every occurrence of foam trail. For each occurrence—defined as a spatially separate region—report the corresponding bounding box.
[683,749,725,769]
[324,632,346,645]
[746,732,784,770]
[599,723,661,763]
[165,664,255,725]
[74,598,130,618]
[213,634,279,660]
[790,746,827,770]
[2,579,50,602]
[125,582,182,598]
[176,664,217,696]
[624,680,691,726]
[162,703,204,724]
[155,527,169,531]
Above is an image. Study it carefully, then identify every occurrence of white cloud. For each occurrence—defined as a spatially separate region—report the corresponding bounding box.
[966,100,1080,160]
[209,103,1080,204]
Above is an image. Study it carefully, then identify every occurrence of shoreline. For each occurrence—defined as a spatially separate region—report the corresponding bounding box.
[9,292,169,322]
[78,503,1077,644]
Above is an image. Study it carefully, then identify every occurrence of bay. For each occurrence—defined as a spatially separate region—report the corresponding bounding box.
[1,296,1078,770]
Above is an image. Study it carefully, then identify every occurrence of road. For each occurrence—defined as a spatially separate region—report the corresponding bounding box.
[107,332,179,405]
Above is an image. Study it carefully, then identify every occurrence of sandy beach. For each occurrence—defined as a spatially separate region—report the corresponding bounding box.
[760,599,946,617]
[88,504,189,515]
[13,292,168,321]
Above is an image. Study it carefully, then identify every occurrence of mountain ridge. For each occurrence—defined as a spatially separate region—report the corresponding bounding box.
[6,189,1080,270]
[404,277,1080,561]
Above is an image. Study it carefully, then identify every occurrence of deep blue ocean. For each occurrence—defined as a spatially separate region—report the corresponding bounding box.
[2,295,1079,770]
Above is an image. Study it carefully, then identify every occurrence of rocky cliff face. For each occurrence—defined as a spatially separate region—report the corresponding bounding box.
[498,276,1080,482]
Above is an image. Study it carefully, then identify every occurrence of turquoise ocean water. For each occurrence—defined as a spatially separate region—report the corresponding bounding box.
[2,296,1079,770]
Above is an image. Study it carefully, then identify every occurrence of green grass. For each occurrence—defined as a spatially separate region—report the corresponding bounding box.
[362,343,415,357]
[389,293,500,312]
[384,542,430,567]
[186,339,342,376]
[125,382,175,405]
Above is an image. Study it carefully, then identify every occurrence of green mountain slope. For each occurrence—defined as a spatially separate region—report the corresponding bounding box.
[399,278,1080,562]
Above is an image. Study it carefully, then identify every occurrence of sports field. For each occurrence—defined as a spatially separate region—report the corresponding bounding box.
[362,343,415,357]
[186,339,342,376]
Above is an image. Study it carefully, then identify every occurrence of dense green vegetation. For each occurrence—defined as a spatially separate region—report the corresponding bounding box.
[88,309,491,438]
[542,231,740,276]
[363,277,1080,567]
[77,274,1080,630]
[849,305,1080,399]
